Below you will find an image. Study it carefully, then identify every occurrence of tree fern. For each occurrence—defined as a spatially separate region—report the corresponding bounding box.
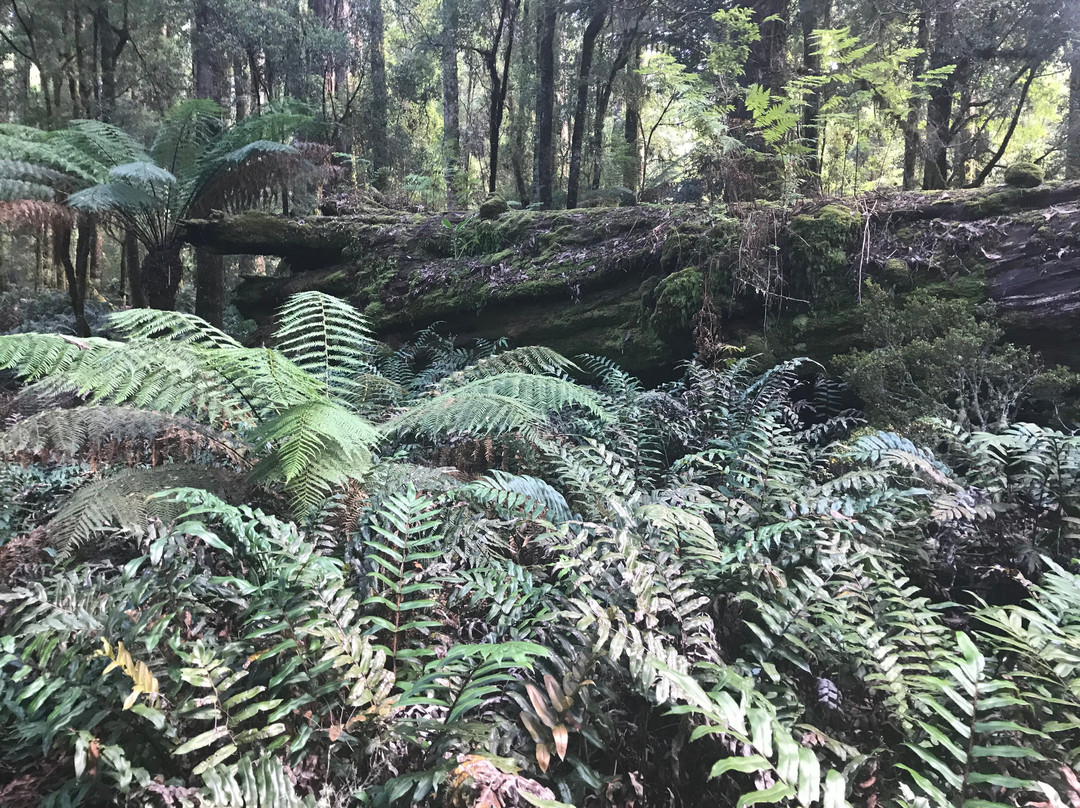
[0,406,246,467]
[247,401,377,510]
[273,290,378,405]
[45,465,242,559]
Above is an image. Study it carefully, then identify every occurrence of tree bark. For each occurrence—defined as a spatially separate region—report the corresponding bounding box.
[922,3,955,190]
[194,0,229,324]
[56,218,91,337]
[1068,45,1080,180]
[442,0,461,207]
[903,1,930,190]
[142,244,184,310]
[533,0,557,208]
[566,1,606,209]
[124,229,146,307]
[622,42,642,192]
[367,0,390,190]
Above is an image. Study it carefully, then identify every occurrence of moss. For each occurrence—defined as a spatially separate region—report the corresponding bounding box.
[788,204,861,308]
[651,267,704,344]
[478,194,510,219]
[882,258,911,289]
[964,188,1023,218]
[1003,161,1043,188]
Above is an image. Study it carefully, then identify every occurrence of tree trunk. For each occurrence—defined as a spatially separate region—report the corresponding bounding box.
[623,43,642,192]
[442,0,461,207]
[367,0,390,190]
[56,218,91,337]
[533,0,557,208]
[142,244,184,310]
[799,0,829,191]
[125,228,146,307]
[1068,45,1080,180]
[194,0,229,324]
[922,4,955,190]
[741,0,788,101]
[196,252,226,326]
[566,2,606,209]
[903,1,930,190]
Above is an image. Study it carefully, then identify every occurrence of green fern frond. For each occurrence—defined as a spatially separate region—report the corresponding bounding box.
[464,470,573,523]
[200,756,317,808]
[439,346,577,388]
[46,464,243,560]
[391,373,609,438]
[0,406,245,466]
[107,308,242,348]
[248,401,378,510]
[0,332,118,381]
[273,291,377,405]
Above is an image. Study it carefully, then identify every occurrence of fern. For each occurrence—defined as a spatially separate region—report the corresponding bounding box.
[247,400,378,510]
[274,290,378,405]
[899,631,1057,806]
[361,486,445,675]
[45,464,242,559]
[0,406,246,467]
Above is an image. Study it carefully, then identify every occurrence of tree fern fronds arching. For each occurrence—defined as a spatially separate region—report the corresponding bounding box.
[63,119,148,168]
[247,401,379,510]
[149,97,224,179]
[0,406,247,468]
[438,346,578,388]
[273,291,377,404]
[387,392,544,439]
[444,373,610,421]
[46,464,244,560]
[106,308,242,348]
[0,333,118,381]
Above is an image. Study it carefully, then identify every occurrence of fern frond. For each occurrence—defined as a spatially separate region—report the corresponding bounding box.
[464,470,573,523]
[0,332,119,381]
[439,346,577,388]
[106,308,242,348]
[199,755,317,807]
[391,373,609,438]
[273,291,377,405]
[46,464,243,560]
[247,401,378,510]
[0,406,246,467]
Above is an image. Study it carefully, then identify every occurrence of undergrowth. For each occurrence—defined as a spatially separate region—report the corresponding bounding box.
[0,293,1078,807]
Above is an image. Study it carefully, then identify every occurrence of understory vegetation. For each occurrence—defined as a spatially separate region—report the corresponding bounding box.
[0,292,1078,807]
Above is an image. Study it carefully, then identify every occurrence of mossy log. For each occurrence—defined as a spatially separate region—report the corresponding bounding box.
[181,181,1080,374]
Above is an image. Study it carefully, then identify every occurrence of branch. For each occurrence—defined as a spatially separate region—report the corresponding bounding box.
[966,65,1038,188]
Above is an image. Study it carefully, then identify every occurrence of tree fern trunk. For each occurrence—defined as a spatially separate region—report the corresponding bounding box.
[142,244,184,311]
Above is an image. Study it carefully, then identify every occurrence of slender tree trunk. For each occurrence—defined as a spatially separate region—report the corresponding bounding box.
[903,1,930,190]
[566,2,606,209]
[533,0,557,208]
[234,56,249,120]
[194,0,229,325]
[57,218,91,337]
[367,0,390,190]
[967,65,1038,187]
[799,0,828,192]
[442,0,461,207]
[124,229,146,307]
[622,43,642,192]
[1068,45,1080,180]
[922,4,955,190]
